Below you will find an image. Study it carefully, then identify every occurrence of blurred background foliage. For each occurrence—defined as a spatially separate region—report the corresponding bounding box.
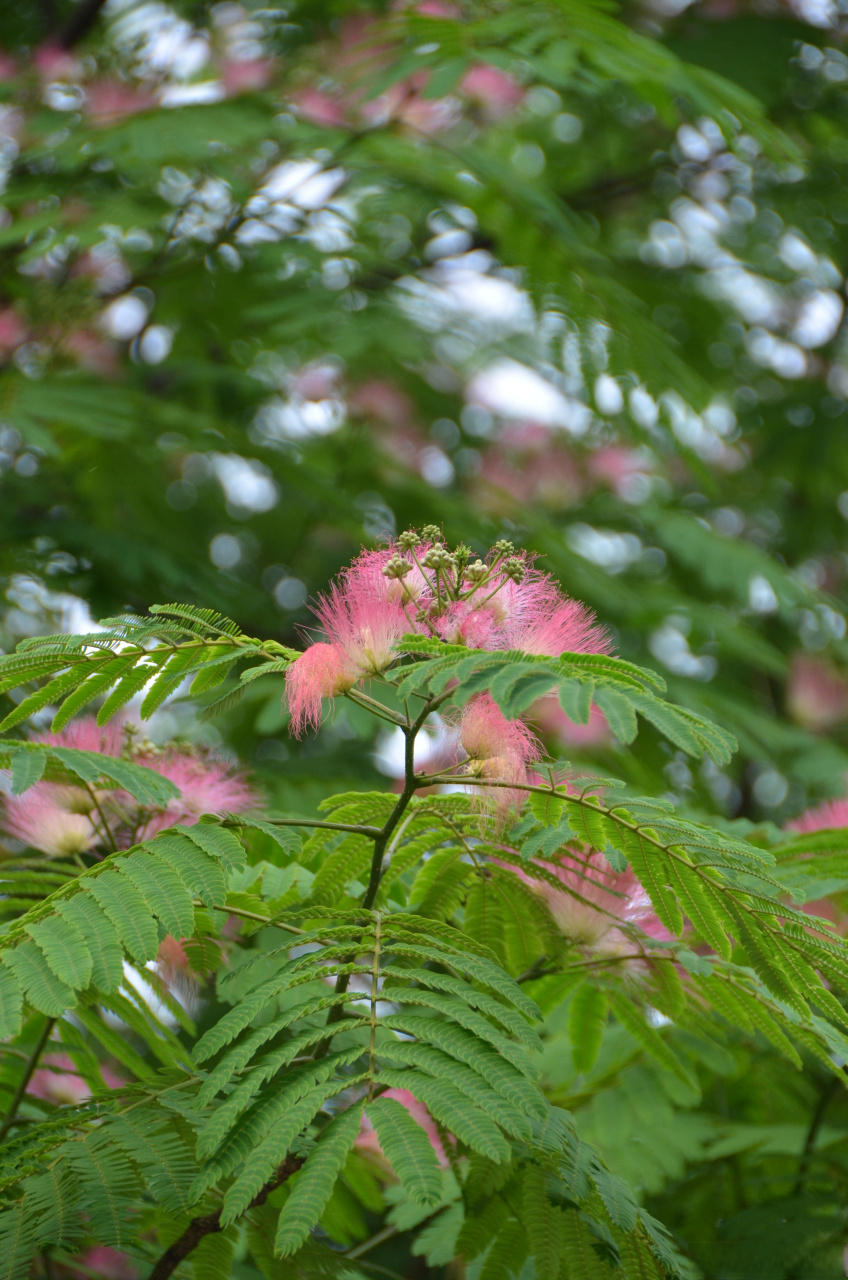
[3,0,848,1275]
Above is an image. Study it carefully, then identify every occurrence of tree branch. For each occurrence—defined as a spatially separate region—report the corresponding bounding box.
[57,0,109,48]
[148,1155,303,1280]
[792,1075,840,1198]
[0,1016,56,1144]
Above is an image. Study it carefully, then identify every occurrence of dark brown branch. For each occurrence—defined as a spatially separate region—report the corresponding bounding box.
[148,1155,303,1280]
[792,1075,841,1198]
[0,1016,56,1144]
[57,0,109,49]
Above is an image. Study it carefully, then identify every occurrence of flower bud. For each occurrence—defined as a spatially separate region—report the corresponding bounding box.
[503,556,525,582]
[421,524,444,544]
[493,539,515,556]
[465,559,488,583]
[382,555,412,580]
[398,530,420,552]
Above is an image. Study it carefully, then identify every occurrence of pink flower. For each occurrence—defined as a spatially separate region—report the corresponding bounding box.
[435,600,499,649]
[459,694,539,822]
[461,64,524,120]
[533,699,612,750]
[286,642,358,737]
[0,308,28,356]
[221,58,273,96]
[357,1088,449,1166]
[131,748,257,839]
[69,1247,137,1279]
[315,577,410,674]
[27,1055,90,1106]
[787,654,848,732]
[517,848,663,947]
[506,597,612,658]
[34,716,125,757]
[84,79,156,123]
[33,44,81,81]
[788,797,848,835]
[2,793,95,857]
[292,88,347,127]
[785,799,848,934]
[3,717,258,851]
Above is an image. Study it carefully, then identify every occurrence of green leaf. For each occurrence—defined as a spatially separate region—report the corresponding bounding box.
[366,1097,444,1207]
[558,678,594,725]
[25,915,93,991]
[175,822,247,873]
[56,893,124,993]
[569,983,608,1073]
[274,1104,364,1257]
[375,1069,511,1162]
[5,939,76,1016]
[0,962,23,1037]
[593,687,638,744]
[86,876,160,965]
[115,852,196,940]
[10,749,47,795]
[148,834,227,907]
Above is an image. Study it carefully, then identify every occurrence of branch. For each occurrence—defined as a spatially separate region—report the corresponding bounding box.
[0,1016,55,1143]
[235,816,383,838]
[792,1075,841,1198]
[56,0,109,49]
[148,1155,303,1280]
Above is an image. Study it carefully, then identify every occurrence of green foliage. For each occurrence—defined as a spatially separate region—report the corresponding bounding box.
[2,0,848,1275]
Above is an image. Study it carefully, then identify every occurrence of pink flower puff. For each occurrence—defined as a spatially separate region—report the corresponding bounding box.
[458,693,540,824]
[27,1052,124,1106]
[1,718,256,856]
[285,536,611,736]
[787,797,848,836]
[785,795,848,934]
[514,846,666,950]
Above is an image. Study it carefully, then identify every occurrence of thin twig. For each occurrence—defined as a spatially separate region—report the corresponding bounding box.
[792,1075,841,1197]
[83,781,118,854]
[0,1016,56,1143]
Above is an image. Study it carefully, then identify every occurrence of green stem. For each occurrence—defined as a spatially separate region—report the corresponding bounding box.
[227,816,382,838]
[0,1016,56,1144]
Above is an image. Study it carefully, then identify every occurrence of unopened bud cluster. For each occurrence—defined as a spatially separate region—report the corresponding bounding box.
[381,527,526,617]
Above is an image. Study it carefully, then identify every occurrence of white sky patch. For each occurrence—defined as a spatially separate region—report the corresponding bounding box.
[466,358,591,434]
[209,453,278,513]
[650,620,717,681]
[566,524,643,574]
[791,289,843,348]
[100,293,149,339]
[374,717,453,778]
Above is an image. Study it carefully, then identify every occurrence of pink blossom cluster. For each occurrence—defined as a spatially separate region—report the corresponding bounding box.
[286,532,612,826]
[286,531,610,736]
[27,1051,123,1107]
[785,795,848,935]
[513,847,667,952]
[1,717,256,859]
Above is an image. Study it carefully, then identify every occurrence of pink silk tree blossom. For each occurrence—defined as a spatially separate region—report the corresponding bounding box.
[1,717,257,854]
[787,797,848,835]
[2,793,96,858]
[286,641,358,736]
[130,747,257,840]
[459,693,540,823]
[515,847,666,949]
[785,797,848,934]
